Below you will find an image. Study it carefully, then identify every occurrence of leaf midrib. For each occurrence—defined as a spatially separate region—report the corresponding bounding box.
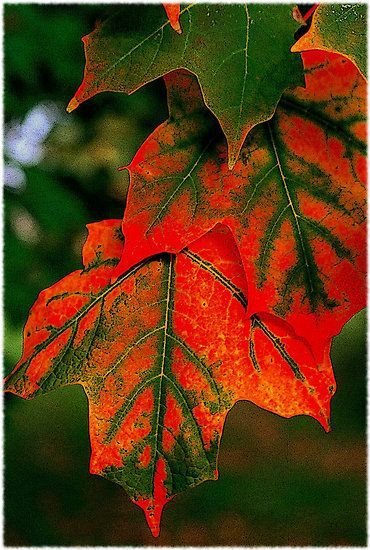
[151,256,173,484]
[267,122,316,299]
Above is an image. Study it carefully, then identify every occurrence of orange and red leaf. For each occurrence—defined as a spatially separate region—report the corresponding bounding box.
[116,52,366,361]
[5,218,339,535]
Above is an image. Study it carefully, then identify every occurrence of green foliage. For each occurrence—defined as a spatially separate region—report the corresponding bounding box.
[69,4,303,166]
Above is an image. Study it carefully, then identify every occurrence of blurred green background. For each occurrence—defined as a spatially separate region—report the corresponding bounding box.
[4,4,366,546]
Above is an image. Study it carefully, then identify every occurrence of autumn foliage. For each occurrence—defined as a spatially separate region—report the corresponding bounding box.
[5,3,367,538]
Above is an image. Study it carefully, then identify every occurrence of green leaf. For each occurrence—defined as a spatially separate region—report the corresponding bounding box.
[292,4,367,79]
[68,3,303,167]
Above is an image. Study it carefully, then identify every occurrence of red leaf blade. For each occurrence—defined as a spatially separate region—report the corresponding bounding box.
[117,52,366,355]
[5,219,339,534]
[5,222,250,535]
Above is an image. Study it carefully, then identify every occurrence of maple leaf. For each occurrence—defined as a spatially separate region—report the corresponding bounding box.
[115,50,367,362]
[292,4,367,79]
[66,3,303,167]
[5,219,335,536]
[163,3,181,34]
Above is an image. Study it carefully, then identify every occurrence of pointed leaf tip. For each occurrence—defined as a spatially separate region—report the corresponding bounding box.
[136,456,170,537]
[321,407,332,433]
[227,155,237,171]
[66,97,79,113]
[142,504,161,538]
[317,413,331,433]
[163,3,182,34]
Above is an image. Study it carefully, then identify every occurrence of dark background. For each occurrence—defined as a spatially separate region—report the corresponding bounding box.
[4,4,366,546]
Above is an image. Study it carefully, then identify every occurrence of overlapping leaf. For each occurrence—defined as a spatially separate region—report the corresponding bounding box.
[163,3,181,33]
[67,3,303,167]
[115,51,366,360]
[5,2,367,541]
[292,4,367,79]
[5,219,335,536]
